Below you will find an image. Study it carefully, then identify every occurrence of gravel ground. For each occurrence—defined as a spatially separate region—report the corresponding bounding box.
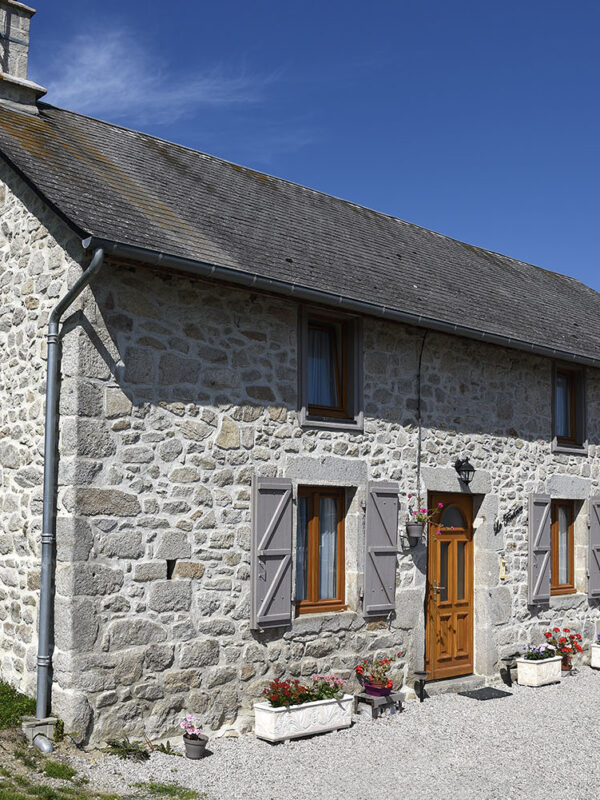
[70,667,600,800]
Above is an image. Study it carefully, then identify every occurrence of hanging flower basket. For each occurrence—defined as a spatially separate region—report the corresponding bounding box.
[406,522,425,545]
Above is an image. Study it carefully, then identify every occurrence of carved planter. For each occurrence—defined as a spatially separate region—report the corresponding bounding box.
[254,694,353,742]
[516,655,562,687]
[591,644,600,669]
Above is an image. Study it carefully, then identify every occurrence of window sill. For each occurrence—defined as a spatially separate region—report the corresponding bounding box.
[299,409,364,433]
[288,609,362,636]
[551,438,588,457]
[549,592,587,611]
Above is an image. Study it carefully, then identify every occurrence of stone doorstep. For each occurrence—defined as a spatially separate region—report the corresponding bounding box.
[424,674,486,697]
[22,716,58,745]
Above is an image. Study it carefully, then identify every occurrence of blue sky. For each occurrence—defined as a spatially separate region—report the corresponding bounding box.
[30,1,600,290]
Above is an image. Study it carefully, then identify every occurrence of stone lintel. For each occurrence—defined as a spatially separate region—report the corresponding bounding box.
[284,455,368,486]
[421,465,492,495]
[546,474,592,500]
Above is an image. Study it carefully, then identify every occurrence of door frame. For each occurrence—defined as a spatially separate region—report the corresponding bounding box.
[425,492,474,681]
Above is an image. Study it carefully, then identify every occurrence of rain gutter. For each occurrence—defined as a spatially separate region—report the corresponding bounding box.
[89,237,600,369]
[36,246,105,723]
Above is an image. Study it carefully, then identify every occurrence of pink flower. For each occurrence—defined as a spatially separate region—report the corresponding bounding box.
[420,508,427,514]
[438,502,444,508]
[436,529,441,536]
[408,494,412,499]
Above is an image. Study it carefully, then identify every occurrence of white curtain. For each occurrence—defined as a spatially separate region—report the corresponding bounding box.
[295,498,308,601]
[555,376,570,437]
[558,506,569,585]
[319,497,337,599]
[308,327,336,406]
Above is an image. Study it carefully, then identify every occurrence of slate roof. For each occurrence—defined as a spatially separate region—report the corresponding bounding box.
[0,101,598,362]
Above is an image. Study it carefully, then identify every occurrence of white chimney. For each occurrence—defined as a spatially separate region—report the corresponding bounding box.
[0,0,45,114]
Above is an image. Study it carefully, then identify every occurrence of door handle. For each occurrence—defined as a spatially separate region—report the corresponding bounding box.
[433,582,445,594]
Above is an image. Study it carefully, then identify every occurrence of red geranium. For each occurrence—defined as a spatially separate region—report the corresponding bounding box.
[542,628,584,660]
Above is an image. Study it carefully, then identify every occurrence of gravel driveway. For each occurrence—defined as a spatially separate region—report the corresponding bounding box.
[71,667,600,800]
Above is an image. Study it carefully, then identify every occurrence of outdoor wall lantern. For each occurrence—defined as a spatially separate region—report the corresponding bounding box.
[454,457,475,485]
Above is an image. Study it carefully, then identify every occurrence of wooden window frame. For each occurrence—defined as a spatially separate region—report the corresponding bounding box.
[306,316,349,419]
[552,363,586,450]
[298,307,363,431]
[550,499,575,595]
[296,486,346,615]
[554,368,577,446]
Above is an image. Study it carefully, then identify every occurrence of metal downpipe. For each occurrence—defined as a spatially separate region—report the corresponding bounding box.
[35,247,104,721]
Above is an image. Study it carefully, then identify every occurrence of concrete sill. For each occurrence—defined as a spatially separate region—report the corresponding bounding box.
[551,438,588,457]
[549,592,587,611]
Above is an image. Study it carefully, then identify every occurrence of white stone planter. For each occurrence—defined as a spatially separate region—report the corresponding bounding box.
[254,694,353,742]
[516,655,562,687]
[590,643,600,669]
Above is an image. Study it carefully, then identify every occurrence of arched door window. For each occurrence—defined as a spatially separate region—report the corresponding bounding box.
[440,506,467,529]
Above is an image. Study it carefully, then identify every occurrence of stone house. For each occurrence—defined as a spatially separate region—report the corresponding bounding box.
[2,1,600,745]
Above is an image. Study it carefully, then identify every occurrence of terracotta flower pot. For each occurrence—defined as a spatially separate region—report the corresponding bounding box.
[561,654,573,671]
[183,733,208,759]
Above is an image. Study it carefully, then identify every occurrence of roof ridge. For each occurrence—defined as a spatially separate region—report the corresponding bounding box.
[37,103,585,292]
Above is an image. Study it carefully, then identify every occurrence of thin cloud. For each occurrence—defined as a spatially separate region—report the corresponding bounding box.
[44,30,268,125]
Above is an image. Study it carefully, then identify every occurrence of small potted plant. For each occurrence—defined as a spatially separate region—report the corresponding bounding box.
[516,642,561,686]
[354,651,403,696]
[543,627,583,670]
[254,675,352,743]
[592,634,600,669]
[406,495,443,546]
[179,714,208,759]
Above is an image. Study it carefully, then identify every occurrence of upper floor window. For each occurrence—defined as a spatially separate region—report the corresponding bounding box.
[299,308,363,430]
[553,364,586,452]
[307,318,348,417]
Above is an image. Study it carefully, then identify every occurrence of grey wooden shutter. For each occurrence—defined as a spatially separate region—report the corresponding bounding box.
[528,494,552,605]
[364,481,399,616]
[250,476,293,630]
[588,496,600,598]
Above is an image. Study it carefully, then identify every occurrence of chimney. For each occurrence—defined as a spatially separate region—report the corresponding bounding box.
[0,0,45,114]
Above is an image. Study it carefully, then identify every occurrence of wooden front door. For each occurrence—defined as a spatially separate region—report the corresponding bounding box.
[425,493,474,680]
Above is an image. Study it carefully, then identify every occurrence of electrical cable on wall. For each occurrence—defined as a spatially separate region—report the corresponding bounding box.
[416,330,429,497]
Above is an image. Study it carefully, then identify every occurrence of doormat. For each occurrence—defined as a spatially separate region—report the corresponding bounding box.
[458,687,512,701]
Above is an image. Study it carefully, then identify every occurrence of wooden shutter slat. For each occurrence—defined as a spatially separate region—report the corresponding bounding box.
[588,496,600,598]
[364,481,399,616]
[251,477,293,630]
[528,494,551,604]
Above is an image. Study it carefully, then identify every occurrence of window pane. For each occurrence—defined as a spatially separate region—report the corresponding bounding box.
[295,497,309,601]
[319,496,338,599]
[441,506,467,529]
[558,506,569,585]
[439,541,449,602]
[308,325,339,407]
[555,375,570,438]
[456,541,466,600]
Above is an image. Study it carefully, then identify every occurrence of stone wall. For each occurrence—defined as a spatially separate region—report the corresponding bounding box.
[1,161,600,744]
[0,162,86,694]
[53,257,600,744]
